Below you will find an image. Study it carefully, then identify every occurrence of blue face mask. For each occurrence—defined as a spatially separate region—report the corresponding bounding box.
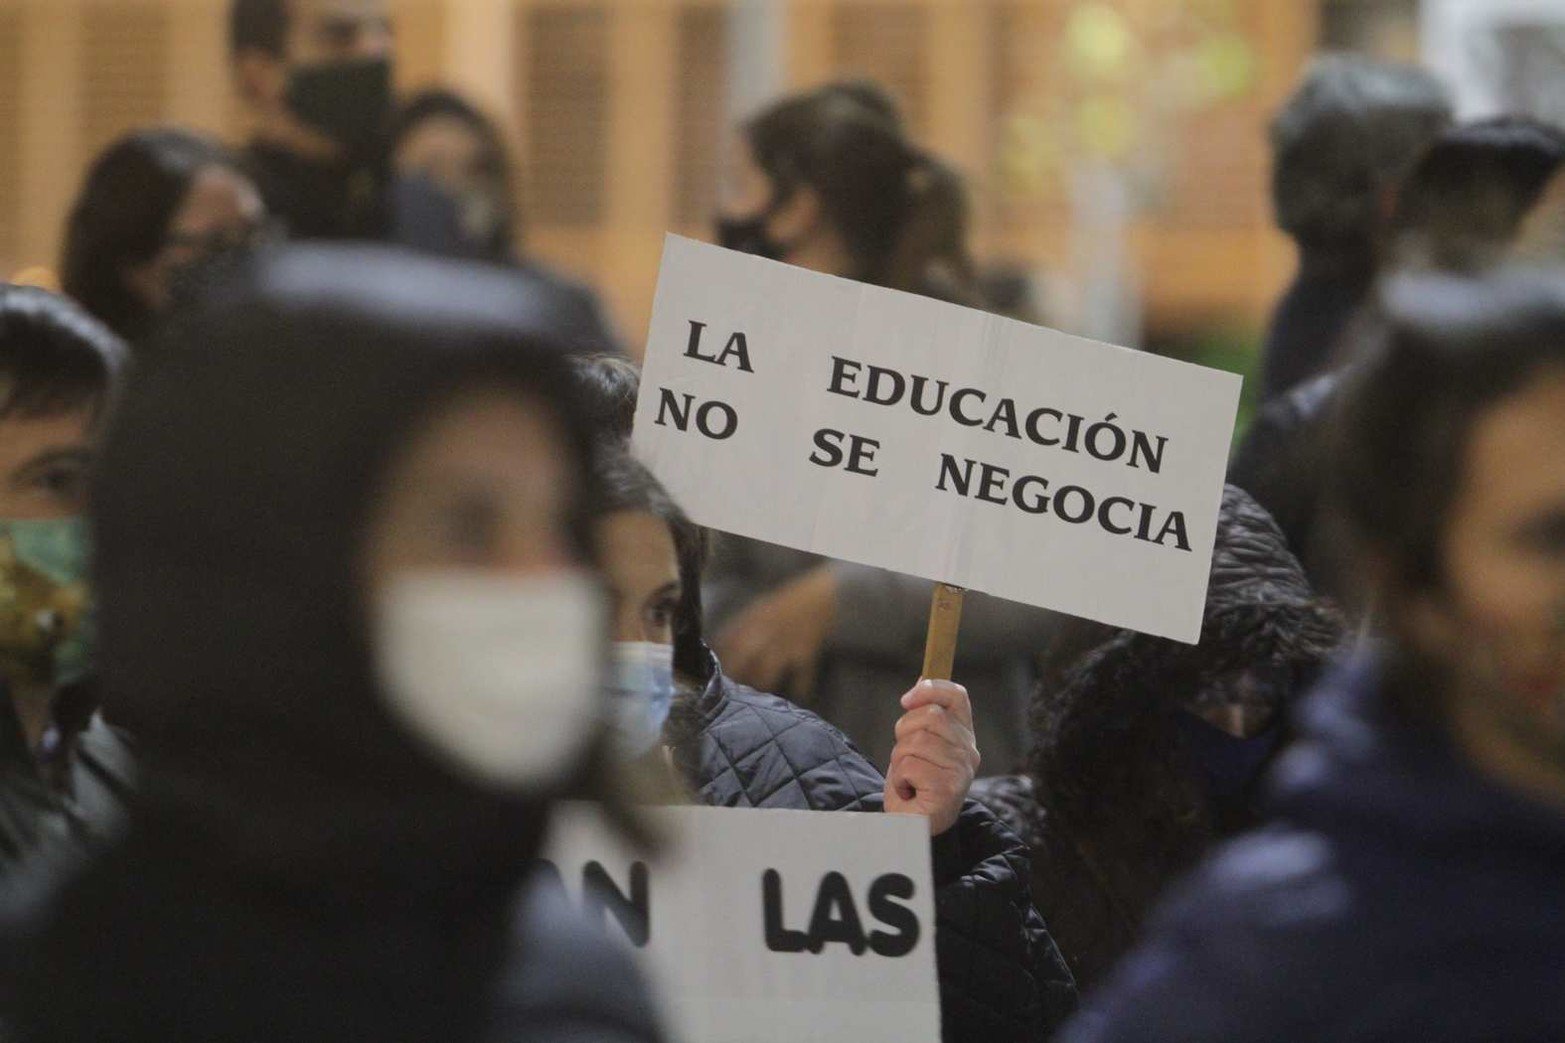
[1175,709,1282,805]
[0,517,94,692]
[608,641,676,759]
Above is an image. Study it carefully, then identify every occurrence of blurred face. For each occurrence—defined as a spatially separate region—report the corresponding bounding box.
[395,114,486,196]
[1410,367,1565,784]
[236,0,394,154]
[718,136,775,220]
[597,510,680,646]
[0,408,94,520]
[715,135,824,267]
[126,164,267,313]
[362,388,577,586]
[287,0,394,67]
[364,386,613,792]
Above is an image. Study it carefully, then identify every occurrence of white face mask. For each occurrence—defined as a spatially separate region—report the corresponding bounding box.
[374,570,603,791]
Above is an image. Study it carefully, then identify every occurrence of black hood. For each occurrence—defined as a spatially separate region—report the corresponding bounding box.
[96,241,610,876]
[94,243,607,881]
[15,245,612,1041]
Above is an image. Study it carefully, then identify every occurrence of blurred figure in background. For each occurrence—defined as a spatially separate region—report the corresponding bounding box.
[1062,267,1565,1043]
[390,88,518,265]
[591,451,1078,1042]
[1232,115,1565,604]
[972,486,1345,990]
[230,0,397,241]
[390,89,621,351]
[2,247,664,1042]
[706,81,1058,771]
[0,288,130,867]
[62,128,267,345]
[713,80,976,304]
[1261,55,1450,402]
[1386,116,1565,273]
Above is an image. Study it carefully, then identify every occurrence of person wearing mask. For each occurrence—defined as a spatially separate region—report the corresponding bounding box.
[1232,116,1565,604]
[1060,266,1565,1042]
[592,452,1077,1041]
[0,287,131,867]
[970,486,1345,990]
[62,128,268,345]
[2,246,664,1042]
[1259,55,1450,403]
[705,80,1059,771]
[390,89,621,351]
[229,0,398,240]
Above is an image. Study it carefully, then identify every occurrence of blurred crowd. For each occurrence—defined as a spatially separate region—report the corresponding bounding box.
[0,0,1561,1040]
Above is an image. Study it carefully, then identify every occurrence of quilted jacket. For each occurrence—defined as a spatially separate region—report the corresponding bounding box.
[665,649,1078,1041]
[973,486,1345,991]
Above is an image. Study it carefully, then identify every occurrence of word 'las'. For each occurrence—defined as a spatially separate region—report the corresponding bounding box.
[652,320,753,441]
[763,870,920,958]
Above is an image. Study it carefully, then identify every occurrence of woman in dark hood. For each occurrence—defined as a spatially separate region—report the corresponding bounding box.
[5,245,662,1042]
[972,485,1346,990]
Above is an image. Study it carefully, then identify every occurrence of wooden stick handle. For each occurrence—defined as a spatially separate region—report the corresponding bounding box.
[921,583,966,681]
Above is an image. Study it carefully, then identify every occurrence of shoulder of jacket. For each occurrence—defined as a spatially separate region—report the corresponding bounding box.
[692,681,884,811]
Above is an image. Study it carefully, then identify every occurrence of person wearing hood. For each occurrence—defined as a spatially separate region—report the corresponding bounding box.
[2,245,664,1043]
[970,485,1346,991]
[1059,267,1565,1042]
[591,451,1077,1042]
[0,287,132,868]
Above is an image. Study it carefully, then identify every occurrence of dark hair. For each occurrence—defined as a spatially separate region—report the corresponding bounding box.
[594,452,710,681]
[0,285,128,421]
[569,353,640,445]
[389,89,521,260]
[1333,266,1565,597]
[229,0,288,57]
[743,81,978,302]
[1389,117,1565,272]
[62,128,247,342]
[1271,54,1452,250]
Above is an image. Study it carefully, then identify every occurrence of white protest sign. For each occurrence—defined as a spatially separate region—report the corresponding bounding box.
[632,235,1242,643]
[541,802,940,1043]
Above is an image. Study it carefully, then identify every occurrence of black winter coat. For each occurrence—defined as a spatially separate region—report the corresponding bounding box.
[1226,370,1351,598]
[1058,655,1565,1043]
[665,651,1078,1041]
[973,487,1344,991]
[1256,249,1374,402]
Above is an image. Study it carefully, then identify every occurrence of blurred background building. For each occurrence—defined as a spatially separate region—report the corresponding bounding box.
[0,0,1539,372]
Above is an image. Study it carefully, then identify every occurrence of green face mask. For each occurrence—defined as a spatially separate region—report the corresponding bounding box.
[0,517,93,692]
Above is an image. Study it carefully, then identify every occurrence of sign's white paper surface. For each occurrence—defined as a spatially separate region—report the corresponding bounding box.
[543,802,940,1043]
[632,235,1241,643]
